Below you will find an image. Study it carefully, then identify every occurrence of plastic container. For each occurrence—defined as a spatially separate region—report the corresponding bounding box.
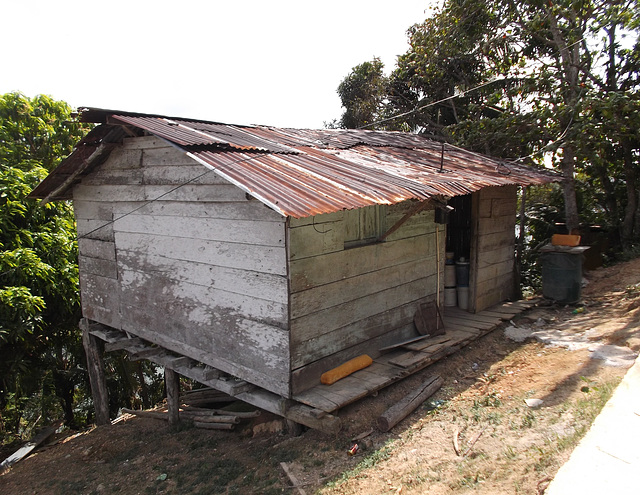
[552,234,581,247]
[444,265,456,287]
[444,287,457,307]
[457,286,469,310]
[541,251,583,303]
[455,259,470,287]
[445,252,455,264]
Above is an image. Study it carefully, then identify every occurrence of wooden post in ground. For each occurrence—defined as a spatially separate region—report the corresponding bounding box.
[164,367,180,427]
[80,318,110,425]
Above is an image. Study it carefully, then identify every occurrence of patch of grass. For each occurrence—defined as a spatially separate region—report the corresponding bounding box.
[554,378,620,452]
[520,410,536,429]
[324,440,395,488]
[503,445,518,460]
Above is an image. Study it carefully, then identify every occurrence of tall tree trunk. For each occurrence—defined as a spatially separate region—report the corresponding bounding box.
[561,146,580,232]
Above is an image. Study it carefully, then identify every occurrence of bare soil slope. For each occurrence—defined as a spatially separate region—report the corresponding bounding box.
[2,258,640,495]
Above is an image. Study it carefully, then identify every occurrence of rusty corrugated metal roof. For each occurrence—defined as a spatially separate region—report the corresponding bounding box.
[31,108,559,218]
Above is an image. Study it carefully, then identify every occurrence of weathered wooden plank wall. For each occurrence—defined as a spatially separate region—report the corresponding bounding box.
[471,186,517,312]
[288,202,444,394]
[75,136,291,396]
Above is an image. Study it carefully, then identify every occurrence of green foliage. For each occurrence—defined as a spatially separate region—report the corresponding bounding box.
[0,93,89,439]
[334,0,640,262]
[337,58,390,129]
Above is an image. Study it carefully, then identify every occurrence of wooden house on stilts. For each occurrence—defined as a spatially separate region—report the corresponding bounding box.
[31,108,557,432]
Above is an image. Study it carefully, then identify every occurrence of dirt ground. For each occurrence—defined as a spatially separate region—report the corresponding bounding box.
[2,258,640,495]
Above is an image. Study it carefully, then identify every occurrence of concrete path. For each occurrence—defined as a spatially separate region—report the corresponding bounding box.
[546,354,640,494]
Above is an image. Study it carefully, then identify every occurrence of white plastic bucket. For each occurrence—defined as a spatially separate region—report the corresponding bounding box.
[444,287,457,307]
[444,265,456,287]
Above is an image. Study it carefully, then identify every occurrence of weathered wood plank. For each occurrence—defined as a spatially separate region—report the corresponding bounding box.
[115,231,287,276]
[111,199,283,222]
[288,221,344,260]
[444,310,503,326]
[291,292,433,369]
[289,233,434,292]
[82,168,144,186]
[114,213,285,248]
[73,200,116,221]
[291,275,437,346]
[383,208,437,242]
[288,210,344,228]
[442,315,495,331]
[141,165,228,185]
[73,183,247,203]
[116,256,288,326]
[116,250,288,304]
[78,255,118,279]
[76,218,114,242]
[79,273,121,328]
[81,320,110,425]
[78,238,116,262]
[377,375,443,432]
[96,146,143,170]
[290,257,434,319]
[119,305,290,397]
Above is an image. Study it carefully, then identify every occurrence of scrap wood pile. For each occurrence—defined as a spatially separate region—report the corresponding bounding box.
[122,388,260,430]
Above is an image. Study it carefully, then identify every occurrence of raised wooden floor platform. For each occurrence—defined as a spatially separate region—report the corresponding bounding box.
[86,299,536,432]
[293,299,537,413]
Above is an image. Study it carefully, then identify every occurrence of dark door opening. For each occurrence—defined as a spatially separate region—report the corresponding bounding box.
[446,195,472,262]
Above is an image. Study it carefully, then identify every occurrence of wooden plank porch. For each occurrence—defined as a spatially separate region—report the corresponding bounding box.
[293,299,537,413]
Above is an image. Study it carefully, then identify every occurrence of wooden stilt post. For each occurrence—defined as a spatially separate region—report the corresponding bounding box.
[164,367,180,427]
[80,318,110,426]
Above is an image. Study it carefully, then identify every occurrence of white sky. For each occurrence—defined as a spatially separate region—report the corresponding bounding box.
[1,1,435,129]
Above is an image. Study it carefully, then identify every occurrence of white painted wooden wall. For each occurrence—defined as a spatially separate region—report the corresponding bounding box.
[75,136,291,396]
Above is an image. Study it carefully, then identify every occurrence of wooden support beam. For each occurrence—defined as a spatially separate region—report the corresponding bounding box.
[81,319,110,426]
[164,367,180,427]
[40,142,116,205]
[377,200,431,242]
[104,337,145,353]
[377,375,443,432]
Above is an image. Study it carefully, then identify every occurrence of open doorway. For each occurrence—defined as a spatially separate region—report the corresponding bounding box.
[446,194,472,263]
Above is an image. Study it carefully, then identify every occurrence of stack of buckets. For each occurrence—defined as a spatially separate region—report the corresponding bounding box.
[444,253,470,310]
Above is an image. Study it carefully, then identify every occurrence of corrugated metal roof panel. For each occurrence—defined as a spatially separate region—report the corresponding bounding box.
[110,115,299,153]
[31,108,560,217]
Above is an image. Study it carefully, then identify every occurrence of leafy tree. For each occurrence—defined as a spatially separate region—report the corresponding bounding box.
[336,58,390,129]
[0,93,90,438]
[335,0,640,246]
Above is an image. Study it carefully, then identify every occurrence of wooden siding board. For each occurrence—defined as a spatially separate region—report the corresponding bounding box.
[290,257,433,319]
[291,274,437,348]
[116,250,287,305]
[76,219,114,242]
[97,147,143,170]
[290,233,435,293]
[73,183,247,203]
[111,200,283,222]
[291,295,432,369]
[78,255,118,279]
[78,238,116,262]
[288,221,344,260]
[116,260,288,327]
[118,307,290,397]
[113,214,285,248]
[116,232,287,276]
[79,273,121,328]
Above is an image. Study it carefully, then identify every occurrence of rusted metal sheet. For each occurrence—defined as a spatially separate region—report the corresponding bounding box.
[30,108,559,218]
